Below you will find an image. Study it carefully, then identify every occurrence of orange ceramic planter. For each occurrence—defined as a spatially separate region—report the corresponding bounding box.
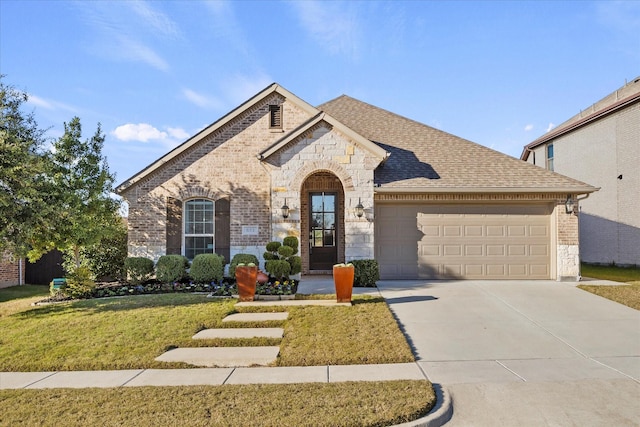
[235,266,258,302]
[333,264,355,303]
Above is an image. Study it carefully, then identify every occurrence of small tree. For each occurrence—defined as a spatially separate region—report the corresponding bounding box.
[0,77,51,258]
[263,236,301,280]
[31,117,122,273]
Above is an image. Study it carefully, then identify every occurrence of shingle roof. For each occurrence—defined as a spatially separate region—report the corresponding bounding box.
[319,95,597,194]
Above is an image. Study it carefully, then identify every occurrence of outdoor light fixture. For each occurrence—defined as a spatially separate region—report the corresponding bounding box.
[355,198,364,218]
[565,195,575,214]
[281,199,290,219]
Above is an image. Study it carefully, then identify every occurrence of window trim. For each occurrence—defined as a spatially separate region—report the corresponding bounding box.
[546,143,554,171]
[183,198,215,260]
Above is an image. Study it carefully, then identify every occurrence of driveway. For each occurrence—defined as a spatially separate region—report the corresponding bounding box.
[377,280,640,426]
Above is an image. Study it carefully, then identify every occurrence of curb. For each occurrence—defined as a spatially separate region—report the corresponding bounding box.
[393,383,453,427]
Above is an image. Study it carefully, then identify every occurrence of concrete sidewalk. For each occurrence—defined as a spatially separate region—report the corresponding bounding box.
[0,363,429,389]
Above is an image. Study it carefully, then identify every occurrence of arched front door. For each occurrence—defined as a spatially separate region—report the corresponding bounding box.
[301,171,345,274]
[309,192,337,270]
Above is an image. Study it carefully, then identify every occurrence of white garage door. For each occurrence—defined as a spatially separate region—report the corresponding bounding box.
[375,204,552,280]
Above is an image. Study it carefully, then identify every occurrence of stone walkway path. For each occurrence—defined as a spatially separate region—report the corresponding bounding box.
[154,310,290,367]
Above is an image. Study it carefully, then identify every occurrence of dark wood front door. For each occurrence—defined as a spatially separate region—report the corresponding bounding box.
[309,192,337,270]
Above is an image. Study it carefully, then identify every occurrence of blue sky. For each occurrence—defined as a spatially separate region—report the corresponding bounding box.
[2,1,639,186]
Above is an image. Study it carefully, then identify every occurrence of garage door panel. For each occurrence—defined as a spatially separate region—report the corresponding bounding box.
[376,204,552,280]
[487,245,505,256]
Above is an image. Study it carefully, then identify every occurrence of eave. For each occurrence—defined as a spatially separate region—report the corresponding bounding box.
[116,83,320,194]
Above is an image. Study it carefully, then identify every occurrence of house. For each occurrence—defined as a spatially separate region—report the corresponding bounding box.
[116,84,597,281]
[521,77,640,266]
[0,251,24,288]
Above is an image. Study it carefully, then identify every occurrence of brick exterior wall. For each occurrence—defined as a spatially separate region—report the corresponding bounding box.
[0,251,24,288]
[526,102,639,266]
[120,95,314,264]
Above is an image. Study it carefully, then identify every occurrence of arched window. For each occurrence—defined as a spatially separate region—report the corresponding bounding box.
[184,199,214,259]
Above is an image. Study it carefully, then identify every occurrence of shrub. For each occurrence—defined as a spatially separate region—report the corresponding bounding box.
[190,253,225,283]
[265,260,291,280]
[156,255,189,283]
[83,222,128,281]
[124,257,155,285]
[350,259,380,287]
[264,236,301,280]
[64,266,96,298]
[229,254,259,278]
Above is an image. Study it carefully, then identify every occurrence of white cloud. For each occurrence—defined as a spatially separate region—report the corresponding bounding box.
[113,123,167,142]
[112,123,192,151]
[290,1,361,57]
[167,127,189,140]
[524,124,534,132]
[182,88,223,109]
[546,123,556,132]
[26,94,77,113]
[75,2,174,72]
[128,1,180,39]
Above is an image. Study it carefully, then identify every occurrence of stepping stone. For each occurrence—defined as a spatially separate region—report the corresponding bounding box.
[155,347,280,367]
[222,312,288,322]
[193,328,284,339]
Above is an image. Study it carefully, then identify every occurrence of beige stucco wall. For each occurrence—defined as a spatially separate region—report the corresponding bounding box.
[527,102,639,266]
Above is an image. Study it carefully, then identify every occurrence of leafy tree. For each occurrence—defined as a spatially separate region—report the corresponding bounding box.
[32,117,122,271]
[0,76,51,257]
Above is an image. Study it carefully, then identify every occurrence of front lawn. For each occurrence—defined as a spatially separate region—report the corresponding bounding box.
[578,263,640,310]
[0,291,413,371]
[0,381,435,427]
[581,263,640,285]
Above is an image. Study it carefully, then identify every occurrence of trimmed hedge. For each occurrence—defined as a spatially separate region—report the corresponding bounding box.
[190,253,225,283]
[124,257,155,285]
[350,259,380,287]
[156,255,189,283]
[229,254,259,278]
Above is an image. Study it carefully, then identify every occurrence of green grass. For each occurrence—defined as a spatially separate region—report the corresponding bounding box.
[0,287,432,426]
[0,285,49,317]
[0,291,413,371]
[578,263,640,310]
[279,297,414,365]
[581,263,640,285]
[0,381,436,427]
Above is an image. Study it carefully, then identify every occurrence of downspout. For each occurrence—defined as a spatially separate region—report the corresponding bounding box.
[575,193,591,281]
[19,258,23,285]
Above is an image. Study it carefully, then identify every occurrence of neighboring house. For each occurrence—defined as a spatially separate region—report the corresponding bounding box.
[0,251,24,288]
[521,77,640,267]
[117,84,597,281]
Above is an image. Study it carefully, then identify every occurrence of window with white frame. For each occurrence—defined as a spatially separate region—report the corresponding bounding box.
[184,199,214,259]
[546,143,554,171]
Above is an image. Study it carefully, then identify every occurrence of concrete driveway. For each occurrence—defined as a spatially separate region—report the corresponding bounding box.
[377,280,640,426]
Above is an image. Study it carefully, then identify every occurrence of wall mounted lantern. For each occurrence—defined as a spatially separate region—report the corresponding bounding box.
[355,198,365,218]
[565,195,575,214]
[281,199,290,219]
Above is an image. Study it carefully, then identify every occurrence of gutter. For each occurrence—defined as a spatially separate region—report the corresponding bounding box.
[374,186,599,194]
